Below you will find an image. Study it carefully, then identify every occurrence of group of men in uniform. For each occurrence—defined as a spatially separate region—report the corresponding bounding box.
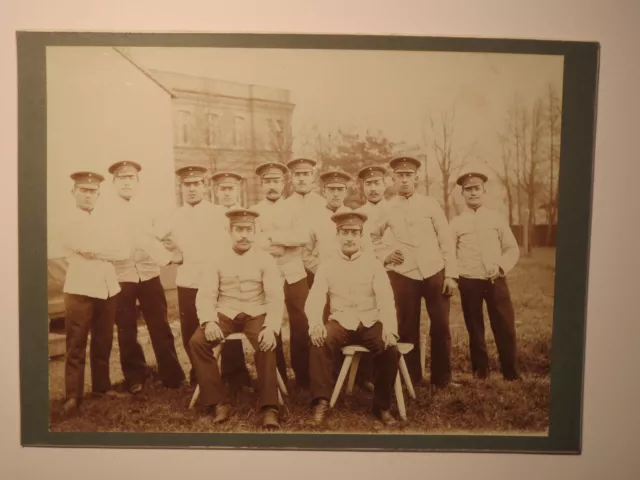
[59,154,522,430]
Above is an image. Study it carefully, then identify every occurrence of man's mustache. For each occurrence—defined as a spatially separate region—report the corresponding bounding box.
[268,189,279,194]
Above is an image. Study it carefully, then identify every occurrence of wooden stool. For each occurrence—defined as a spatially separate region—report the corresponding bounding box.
[329,343,416,420]
[188,332,288,409]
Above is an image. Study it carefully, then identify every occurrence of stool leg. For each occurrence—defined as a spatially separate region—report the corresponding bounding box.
[420,335,427,381]
[346,353,361,395]
[276,370,288,397]
[188,385,200,410]
[277,388,284,406]
[399,355,416,399]
[330,355,353,408]
[394,372,406,421]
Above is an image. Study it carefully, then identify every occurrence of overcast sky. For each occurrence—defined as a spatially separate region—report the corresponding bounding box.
[128,46,564,171]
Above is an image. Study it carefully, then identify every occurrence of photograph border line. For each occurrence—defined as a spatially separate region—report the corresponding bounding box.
[17,31,599,453]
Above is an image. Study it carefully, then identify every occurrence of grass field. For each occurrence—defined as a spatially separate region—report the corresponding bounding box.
[48,247,555,435]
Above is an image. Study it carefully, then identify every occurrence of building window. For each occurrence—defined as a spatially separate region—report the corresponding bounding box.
[233,116,246,148]
[177,110,191,145]
[206,113,220,147]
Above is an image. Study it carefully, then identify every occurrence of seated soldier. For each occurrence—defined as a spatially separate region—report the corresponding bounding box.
[305,211,401,426]
[190,208,284,430]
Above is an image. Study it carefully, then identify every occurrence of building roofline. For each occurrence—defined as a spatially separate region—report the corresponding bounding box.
[112,47,177,99]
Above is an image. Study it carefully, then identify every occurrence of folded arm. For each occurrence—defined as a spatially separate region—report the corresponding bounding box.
[304,264,330,331]
[373,262,399,338]
[195,260,221,326]
[498,218,520,275]
[429,198,459,279]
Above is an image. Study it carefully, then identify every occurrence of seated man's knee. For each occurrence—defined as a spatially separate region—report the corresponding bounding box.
[188,328,211,351]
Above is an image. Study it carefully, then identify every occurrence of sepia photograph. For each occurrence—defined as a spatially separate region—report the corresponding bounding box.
[44,43,562,437]
[13,31,597,452]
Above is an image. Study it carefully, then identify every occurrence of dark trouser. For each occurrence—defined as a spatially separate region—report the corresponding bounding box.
[177,287,200,385]
[276,278,311,388]
[189,313,279,409]
[310,320,400,411]
[115,277,185,388]
[388,269,451,386]
[306,269,356,381]
[458,276,519,379]
[64,293,118,402]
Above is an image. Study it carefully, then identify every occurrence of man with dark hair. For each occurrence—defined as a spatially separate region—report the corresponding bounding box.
[61,171,130,415]
[107,160,185,394]
[369,156,459,390]
[191,208,284,429]
[450,171,521,381]
[306,211,400,426]
[253,162,311,389]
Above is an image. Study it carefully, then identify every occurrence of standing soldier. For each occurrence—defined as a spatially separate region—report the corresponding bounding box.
[159,165,224,387]
[306,211,400,426]
[107,160,185,394]
[61,171,130,414]
[210,171,253,392]
[369,156,459,389]
[252,161,311,389]
[305,170,353,285]
[450,171,521,381]
[355,165,395,256]
[191,208,284,429]
[284,158,326,288]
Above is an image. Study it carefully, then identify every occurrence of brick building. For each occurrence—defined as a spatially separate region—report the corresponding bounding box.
[147,69,295,207]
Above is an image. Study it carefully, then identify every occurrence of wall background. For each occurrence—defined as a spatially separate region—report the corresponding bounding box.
[2,0,639,478]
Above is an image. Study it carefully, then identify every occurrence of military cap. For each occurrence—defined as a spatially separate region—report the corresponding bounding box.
[226,207,260,226]
[255,162,289,179]
[108,160,142,176]
[456,171,489,187]
[331,211,368,230]
[357,165,387,181]
[286,157,317,173]
[320,170,353,187]
[211,171,243,186]
[70,171,104,190]
[175,165,208,183]
[389,156,421,173]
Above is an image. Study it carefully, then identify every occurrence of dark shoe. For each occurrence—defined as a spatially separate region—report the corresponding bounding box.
[504,373,522,382]
[129,383,144,395]
[93,389,131,399]
[61,398,78,415]
[360,381,375,393]
[473,370,489,380]
[431,381,462,392]
[212,403,231,424]
[311,399,329,426]
[261,407,281,430]
[373,408,397,427]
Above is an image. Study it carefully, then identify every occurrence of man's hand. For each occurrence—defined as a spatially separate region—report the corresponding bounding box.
[171,250,183,265]
[161,236,177,250]
[384,249,404,266]
[310,324,327,347]
[382,329,398,348]
[486,265,502,282]
[442,277,458,297]
[258,327,277,352]
[203,322,224,342]
[268,244,286,257]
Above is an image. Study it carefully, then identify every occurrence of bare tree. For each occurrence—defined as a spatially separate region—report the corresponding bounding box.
[485,133,515,225]
[266,118,293,163]
[424,106,476,219]
[520,97,545,254]
[544,83,562,245]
